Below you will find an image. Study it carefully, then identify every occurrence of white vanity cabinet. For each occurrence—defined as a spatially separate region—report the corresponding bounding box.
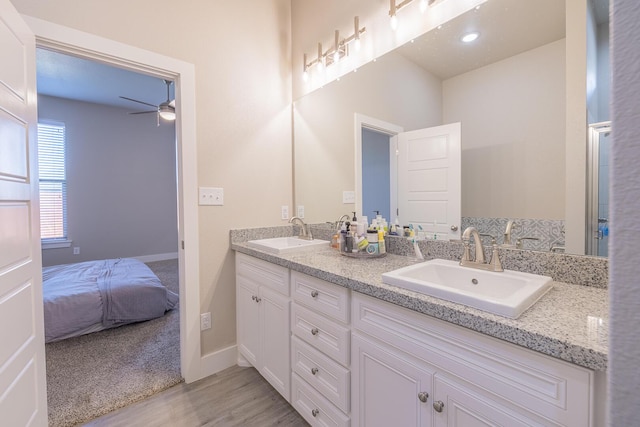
[290,271,351,427]
[351,293,595,427]
[235,253,291,401]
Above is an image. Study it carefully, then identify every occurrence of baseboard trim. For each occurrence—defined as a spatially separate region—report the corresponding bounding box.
[199,344,238,379]
[135,252,179,263]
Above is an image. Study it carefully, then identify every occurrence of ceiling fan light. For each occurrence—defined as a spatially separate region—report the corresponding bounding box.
[159,104,176,121]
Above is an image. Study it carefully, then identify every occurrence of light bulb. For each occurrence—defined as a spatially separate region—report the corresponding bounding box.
[334,49,340,63]
[354,37,361,52]
[419,0,427,13]
[303,70,309,82]
[461,32,479,43]
[390,14,398,31]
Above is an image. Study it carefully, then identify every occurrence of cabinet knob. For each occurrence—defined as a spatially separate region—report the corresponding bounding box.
[311,328,319,336]
[311,367,319,375]
[418,392,429,403]
[311,290,319,298]
[312,408,319,417]
[433,400,444,413]
[451,225,459,232]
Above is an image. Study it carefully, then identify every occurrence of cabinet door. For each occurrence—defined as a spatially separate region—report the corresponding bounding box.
[237,276,260,367]
[260,285,291,401]
[352,333,433,427]
[433,376,533,427]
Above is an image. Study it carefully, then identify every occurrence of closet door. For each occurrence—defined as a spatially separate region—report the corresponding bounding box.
[0,1,48,424]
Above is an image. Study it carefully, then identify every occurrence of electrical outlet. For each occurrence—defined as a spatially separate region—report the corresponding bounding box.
[281,205,289,220]
[297,205,305,218]
[200,312,212,330]
[73,247,80,255]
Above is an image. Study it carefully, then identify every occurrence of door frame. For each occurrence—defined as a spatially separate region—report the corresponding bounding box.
[24,16,202,382]
[354,113,403,221]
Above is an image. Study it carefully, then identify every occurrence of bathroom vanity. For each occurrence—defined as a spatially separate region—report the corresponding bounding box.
[232,229,607,427]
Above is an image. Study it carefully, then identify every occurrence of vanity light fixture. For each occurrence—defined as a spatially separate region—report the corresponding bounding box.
[302,16,366,80]
[390,0,437,30]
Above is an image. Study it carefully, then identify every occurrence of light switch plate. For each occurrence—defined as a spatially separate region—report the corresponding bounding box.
[281,205,289,220]
[343,190,355,204]
[199,187,224,206]
[297,205,305,218]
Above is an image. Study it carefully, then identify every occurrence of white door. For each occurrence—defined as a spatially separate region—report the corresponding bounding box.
[352,333,433,427]
[259,286,290,401]
[397,123,461,240]
[0,1,48,425]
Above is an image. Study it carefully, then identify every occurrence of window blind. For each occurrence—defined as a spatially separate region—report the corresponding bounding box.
[38,122,67,241]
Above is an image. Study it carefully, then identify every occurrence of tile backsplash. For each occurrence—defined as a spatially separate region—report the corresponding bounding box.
[461,217,565,252]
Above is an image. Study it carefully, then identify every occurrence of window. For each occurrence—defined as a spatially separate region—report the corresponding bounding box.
[38,122,68,245]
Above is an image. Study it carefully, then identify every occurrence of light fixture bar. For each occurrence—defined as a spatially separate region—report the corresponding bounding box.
[302,16,367,78]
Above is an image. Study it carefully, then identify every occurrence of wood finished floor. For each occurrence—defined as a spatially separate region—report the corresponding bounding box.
[84,365,309,427]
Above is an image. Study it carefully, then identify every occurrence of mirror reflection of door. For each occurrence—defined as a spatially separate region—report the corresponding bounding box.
[586,122,611,257]
[360,121,461,241]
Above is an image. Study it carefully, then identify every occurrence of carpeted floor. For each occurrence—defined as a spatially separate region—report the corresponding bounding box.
[45,259,182,427]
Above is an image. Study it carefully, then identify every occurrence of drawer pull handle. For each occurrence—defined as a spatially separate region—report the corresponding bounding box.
[311,328,319,336]
[311,290,319,298]
[418,392,429,403]
[251,295,256,301]
[312,408,319,417]
[254,296,261,303]
[433,400,444,413]
[311,367,319,375]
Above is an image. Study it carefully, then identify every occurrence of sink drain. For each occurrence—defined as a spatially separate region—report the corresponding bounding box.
[471,278,479,285]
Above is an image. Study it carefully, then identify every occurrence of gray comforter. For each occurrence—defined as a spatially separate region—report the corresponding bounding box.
[43,258,179,343]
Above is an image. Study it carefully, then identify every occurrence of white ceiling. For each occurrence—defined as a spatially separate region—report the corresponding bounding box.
[395,0,566,80]
[36,48,174,112]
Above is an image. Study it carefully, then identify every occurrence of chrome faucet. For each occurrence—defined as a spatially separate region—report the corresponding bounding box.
[460,227,503,272]
[503,220,516,246]
[335,214,350,231]
[289,216,313,240]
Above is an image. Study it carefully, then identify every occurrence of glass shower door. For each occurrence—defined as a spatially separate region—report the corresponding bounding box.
[586,122,611,257]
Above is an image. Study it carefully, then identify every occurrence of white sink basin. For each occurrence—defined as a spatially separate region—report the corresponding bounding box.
[382,259,553,319]
[247,236,330,255]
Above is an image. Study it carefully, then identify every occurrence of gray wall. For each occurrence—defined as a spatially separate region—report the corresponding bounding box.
[610,0,640,424]
[38,95,178,267]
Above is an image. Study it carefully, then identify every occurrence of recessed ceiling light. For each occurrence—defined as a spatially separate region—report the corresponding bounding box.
[461,32,479,43]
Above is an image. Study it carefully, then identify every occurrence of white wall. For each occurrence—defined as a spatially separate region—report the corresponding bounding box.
[443,40,566,219]
[610,0,640,423]
[38,95,177,267]
[11,0,293,356]
[294,50,442,223]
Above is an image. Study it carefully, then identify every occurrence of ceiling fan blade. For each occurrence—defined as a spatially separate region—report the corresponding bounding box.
[129,110,157,115]
[169,99,175,108]
[119,96,158,108]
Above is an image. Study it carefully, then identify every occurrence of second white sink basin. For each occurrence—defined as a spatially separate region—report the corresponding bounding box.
[382,259,553,319]
[247,236,329,255]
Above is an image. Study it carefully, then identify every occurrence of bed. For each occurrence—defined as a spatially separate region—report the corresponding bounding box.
[43,258,179,343]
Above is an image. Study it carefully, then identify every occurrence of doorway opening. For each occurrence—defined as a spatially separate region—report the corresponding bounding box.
[28,16,201,386]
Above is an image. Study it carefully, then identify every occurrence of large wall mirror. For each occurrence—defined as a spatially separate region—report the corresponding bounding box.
[293,0,610,257]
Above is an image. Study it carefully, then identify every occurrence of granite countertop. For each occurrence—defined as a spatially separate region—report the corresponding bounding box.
[231,241,608,371]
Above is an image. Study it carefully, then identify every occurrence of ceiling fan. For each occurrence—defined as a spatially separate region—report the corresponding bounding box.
[120,79,175,126]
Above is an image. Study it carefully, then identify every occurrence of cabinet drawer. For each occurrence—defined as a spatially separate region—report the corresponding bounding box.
[292,373,350,427]
[292,336,350,413]
[292,304,350,366]
[236,252,289,296]
[291,271,350,323]
[352,293,593,426]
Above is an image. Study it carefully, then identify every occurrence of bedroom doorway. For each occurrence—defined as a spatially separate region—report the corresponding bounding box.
[28,16,201,390]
